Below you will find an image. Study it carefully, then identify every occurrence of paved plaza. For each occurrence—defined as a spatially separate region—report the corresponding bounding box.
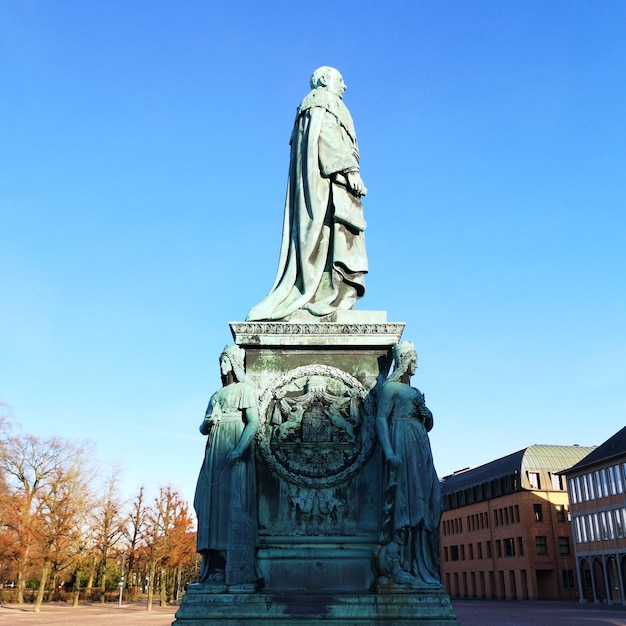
[0,599,625,625]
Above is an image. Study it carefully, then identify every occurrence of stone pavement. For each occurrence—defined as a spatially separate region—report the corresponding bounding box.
[453,599,626,626]
[0,599,625,625]
[0,601,177,625]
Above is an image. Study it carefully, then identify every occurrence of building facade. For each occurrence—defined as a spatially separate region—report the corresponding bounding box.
[440,445,595,600]
[562,426,626,605]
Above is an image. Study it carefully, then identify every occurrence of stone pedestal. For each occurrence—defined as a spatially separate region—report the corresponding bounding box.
[174,314,457,624]
[174,587,457,625]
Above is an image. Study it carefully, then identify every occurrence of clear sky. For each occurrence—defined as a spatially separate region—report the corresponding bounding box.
[2,1,625,506]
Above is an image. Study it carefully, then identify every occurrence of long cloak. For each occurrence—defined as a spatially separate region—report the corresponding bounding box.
[246,89,368,321]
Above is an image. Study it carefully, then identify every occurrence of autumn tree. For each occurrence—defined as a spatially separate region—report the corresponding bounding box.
[89,468,125,603]
[0,429,91,605]
[32,441,93,612]
[144,486,196,610]
[122,485,148,601]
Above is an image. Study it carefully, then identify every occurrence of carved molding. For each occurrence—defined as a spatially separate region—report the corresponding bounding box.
[232,322,404,336]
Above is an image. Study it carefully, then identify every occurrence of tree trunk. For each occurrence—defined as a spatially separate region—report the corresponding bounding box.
[16,546,30,604]
[16,568,25,604]
[159,566,167,607]
[86,559,96,592]
[175,566,182,602]
[34,559,50,613]
[146,555,156,611]
[100,572,106,604]
[46,571,56,602]
[72,564,81,607]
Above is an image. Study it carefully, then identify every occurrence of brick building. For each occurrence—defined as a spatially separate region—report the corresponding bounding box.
[440,444,595,600]
[562,426,626,605]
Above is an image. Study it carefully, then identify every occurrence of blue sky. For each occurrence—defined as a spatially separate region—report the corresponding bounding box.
[1,1,625,505]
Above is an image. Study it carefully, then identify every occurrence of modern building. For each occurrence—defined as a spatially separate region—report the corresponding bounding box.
[562,425,626,605]
[440,444,595,601]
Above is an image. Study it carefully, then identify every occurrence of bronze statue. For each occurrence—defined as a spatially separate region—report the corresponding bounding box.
[247,66,368,321]
[193,345,259,592]
[376,341,442,588]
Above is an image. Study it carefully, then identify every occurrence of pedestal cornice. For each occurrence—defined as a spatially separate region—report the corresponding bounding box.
[230,321,405,348]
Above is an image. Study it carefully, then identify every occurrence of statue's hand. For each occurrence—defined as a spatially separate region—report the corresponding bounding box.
[347,171,367,197]
[386,453,401,468]
[226,449,242,465]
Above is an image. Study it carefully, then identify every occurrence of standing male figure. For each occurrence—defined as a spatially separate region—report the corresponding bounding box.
[247,66,368,321]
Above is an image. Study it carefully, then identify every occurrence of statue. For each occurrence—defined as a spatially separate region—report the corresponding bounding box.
[246,66,368,321]
[375,341,443,588]
[193,345,259,592]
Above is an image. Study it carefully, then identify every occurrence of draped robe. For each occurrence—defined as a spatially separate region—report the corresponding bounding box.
[246,88,368,321]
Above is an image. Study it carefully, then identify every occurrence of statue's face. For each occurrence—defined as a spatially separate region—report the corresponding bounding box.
[407,352,418,376]
[326,69,347,99]
[220,355,233,376]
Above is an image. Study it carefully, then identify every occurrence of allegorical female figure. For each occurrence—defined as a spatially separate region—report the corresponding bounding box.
[193,344,259,592]
[375,341,442,588]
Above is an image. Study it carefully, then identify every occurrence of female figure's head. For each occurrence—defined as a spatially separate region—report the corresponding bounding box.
[219,344,246,384]
[387,341,417,383]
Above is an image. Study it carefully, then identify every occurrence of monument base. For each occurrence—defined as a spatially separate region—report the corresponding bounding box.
[174,586,458,625]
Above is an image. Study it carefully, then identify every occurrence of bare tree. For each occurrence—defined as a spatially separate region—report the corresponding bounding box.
[0,432,84,604]
[89,468,126,603]
[122,485,148,601]
[144,486,194,610]
[32,441,93,612]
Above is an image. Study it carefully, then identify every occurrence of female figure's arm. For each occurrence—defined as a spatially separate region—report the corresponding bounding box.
[376,385,401,467]
[226,405,259,464]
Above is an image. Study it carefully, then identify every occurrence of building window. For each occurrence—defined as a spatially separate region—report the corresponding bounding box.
[615,509,625,538]
[550,472,564,490]
[608,466,618,495]
[535,536,548,555]
[450,545,459,561]
[444,546,449,561]
[562,569,575,589]
[496,540,502,557]
[533,503,543,522]
[573,517,582,543]
[586,474,595,500]
[599,512,608,540]
[556,504,566,523]
[486,541,492,558]
[580,515,589,542]
[592,513,601,541]
[469,543,474,560]
[528,471,541,490]
[514,505,520,523]
[558,537,570,555]
[477,542,483,559]
[601,468,609,497]
[581,474,589,501]
[505,538,515,557]
[461,544,466,560]
[517,536,524,555]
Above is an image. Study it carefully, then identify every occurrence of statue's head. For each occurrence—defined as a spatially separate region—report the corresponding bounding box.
[310,66,347,99]
[388,341,417,382]
[220,344,246,382]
